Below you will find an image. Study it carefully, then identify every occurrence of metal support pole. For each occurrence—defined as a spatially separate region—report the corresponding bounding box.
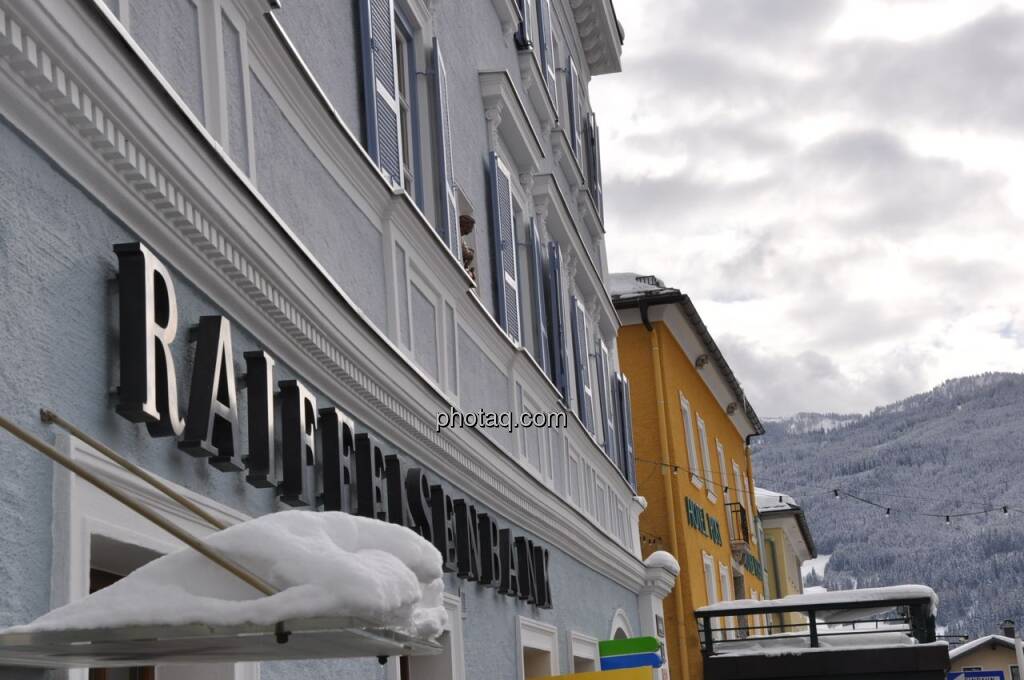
[0,415,278,597]
[808,610,819,648]
[40,409,227,530]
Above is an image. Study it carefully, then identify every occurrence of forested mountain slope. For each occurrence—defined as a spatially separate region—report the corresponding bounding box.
[752,373,1024,636]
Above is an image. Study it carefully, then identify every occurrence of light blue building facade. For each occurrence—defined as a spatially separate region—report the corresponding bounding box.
[0,0,678,678]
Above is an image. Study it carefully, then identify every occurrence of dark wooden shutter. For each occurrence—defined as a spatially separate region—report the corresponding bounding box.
[617,372,636,487]
[488,152,521,343]
[537,0,557,99]
[587,112,603,219]
[546,241,568,398]
[515,0,534,49]
[570,296,593,431]
[567,57,583,165]
[359,0,402,186]
[432,38,460,258]
[596,339,616,460]
[528,219,550,372]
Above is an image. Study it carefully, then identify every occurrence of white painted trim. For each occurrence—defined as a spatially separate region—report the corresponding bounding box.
[568,630,599,672]
[609,608,633,640]
[52,433,258,680]
[517,616,560,680]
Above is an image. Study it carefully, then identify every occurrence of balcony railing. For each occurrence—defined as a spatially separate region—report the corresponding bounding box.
[695,590,937,658]
[725,502,750,545]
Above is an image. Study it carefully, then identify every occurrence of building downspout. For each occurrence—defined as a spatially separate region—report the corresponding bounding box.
[648,323,691,676]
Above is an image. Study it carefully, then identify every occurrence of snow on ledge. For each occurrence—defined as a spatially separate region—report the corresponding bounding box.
[5,511,447,639]
[696,585,938,617]
[644,550,680,575]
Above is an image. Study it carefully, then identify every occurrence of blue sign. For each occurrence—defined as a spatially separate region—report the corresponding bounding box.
[948,671,1005,680]
[600,652,663,671]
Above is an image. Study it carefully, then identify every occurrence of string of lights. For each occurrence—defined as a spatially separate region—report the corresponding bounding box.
[634,457,1023,524]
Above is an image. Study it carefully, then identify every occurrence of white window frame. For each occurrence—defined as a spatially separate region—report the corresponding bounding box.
[568,631,599,673]
[609,609,634,640]
[702,551,717,606]
[518,615,560,680]
[52,434,258,680]
[733,462,745,518]
[679,393,701,488]
[696,415,715,502]
[387,592,465,680]
[716,439,730,504]
[719,562,735,640]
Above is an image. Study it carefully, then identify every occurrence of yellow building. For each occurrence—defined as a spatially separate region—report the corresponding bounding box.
[611,274,767,680]
[755,488,816,633]
[950,622,1023,680]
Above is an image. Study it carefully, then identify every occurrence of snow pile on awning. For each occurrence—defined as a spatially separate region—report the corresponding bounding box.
[5,511,446,639]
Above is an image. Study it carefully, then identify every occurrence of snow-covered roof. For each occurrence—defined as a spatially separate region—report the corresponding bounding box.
[756,487,798,512]
[5,511,447,639]
[696,585,938,617]
[710,629,928,657]
[949,634,1015,660]
[608,272,665,297]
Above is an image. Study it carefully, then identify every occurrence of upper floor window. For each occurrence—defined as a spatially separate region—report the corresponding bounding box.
[394,9,421,204]
[680,394,701,487]
[696,415,715,502]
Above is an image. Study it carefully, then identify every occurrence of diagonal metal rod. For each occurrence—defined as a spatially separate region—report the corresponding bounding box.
[0,415,277,597]
[39,409,227,531]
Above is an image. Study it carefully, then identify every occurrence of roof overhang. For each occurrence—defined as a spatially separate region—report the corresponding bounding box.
[760,508,817,560]
[614,290,765,440]
[570,0,623,76]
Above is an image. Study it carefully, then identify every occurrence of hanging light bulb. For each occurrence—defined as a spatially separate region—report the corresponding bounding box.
[833,489,840,500]
[779,495,784,503]
[945,515,951,526]
[885,508,891,518]
[1003,506,1009,516]
[672,466,680,476]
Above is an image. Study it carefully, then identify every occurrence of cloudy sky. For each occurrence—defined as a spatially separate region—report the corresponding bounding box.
[591,0,1024,417]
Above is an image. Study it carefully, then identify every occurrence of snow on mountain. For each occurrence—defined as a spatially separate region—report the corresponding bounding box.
[753,372,1024,638]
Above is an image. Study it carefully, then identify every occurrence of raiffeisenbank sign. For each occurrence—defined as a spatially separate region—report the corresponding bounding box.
[112,242,553,608]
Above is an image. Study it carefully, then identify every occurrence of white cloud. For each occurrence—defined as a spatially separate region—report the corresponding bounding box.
[594,0,1024,416]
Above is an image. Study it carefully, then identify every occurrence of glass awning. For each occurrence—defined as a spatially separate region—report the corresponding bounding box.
[0,617,441,669]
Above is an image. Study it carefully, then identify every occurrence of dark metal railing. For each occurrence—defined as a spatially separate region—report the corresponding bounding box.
[696,596,936,657]
[725,502,749,544]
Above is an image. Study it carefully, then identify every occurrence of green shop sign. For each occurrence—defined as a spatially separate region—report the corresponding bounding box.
[742,551,764,581]
[685,497,723,546]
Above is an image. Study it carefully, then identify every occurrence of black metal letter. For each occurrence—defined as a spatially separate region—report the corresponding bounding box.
[113,242,185,437]
[430,485,457,573]
[319,407,355,512]
[478,513,501,587]
[405,467,434,541]
[243,351,276,488]
[278,380,318,506]
[179,316,241,470]
[355,433,388,521]
[454,500,480,581]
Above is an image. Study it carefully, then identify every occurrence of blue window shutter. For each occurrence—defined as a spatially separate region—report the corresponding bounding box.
[537,0,557,99]
[596,339,616,460]
[528,219,550,373]
[546,241,568,398]
[570,296,593,431]
[488,152,521,343]
[359,0,402,187]
[432,38,461,259]
[515,0,534,50]
[587,112,604,219]
[617,372,636,487]
[567,57,583,165]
